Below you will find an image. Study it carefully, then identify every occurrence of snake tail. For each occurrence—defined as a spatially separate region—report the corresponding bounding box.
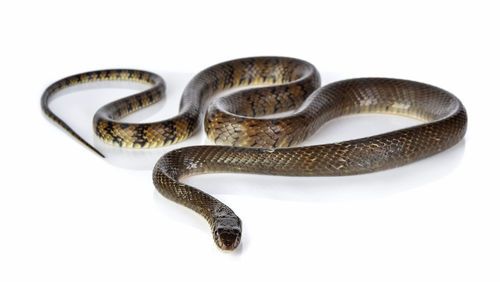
[41,69,166,157]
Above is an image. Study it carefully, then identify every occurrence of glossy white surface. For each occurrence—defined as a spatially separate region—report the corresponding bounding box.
[1,1,498,281]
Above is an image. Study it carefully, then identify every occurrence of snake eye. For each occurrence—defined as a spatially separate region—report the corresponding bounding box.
[214,230,219,238]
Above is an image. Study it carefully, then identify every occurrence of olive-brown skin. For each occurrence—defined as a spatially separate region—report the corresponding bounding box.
[42,57,467,251]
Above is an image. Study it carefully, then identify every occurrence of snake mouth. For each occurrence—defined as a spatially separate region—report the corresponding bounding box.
[214,228,241,251]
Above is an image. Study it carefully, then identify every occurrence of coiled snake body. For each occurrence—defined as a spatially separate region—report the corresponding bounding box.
[42,57,467,251]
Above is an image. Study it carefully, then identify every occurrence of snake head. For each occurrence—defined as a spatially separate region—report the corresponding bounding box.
[212,214,242,251]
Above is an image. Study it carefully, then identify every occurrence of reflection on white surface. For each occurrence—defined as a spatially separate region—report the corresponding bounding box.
[183,140,465,203]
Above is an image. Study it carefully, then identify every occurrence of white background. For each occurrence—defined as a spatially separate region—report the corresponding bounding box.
[1,1,499,281]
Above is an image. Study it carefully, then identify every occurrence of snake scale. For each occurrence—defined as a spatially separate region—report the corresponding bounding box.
[41,57,467,251]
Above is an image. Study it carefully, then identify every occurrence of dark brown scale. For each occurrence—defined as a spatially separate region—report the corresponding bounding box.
[153,77,467,251]
[41,57,467,251]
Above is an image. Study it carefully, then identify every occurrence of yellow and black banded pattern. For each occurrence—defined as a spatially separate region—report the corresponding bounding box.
[41,57,320,156]
[41,69,166,157]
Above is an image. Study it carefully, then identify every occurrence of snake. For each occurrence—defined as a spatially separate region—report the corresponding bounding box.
[41,56,467,251]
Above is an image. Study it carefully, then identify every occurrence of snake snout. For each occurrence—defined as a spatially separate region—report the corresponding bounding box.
[212,210,242,251]
[214,228,241,251]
